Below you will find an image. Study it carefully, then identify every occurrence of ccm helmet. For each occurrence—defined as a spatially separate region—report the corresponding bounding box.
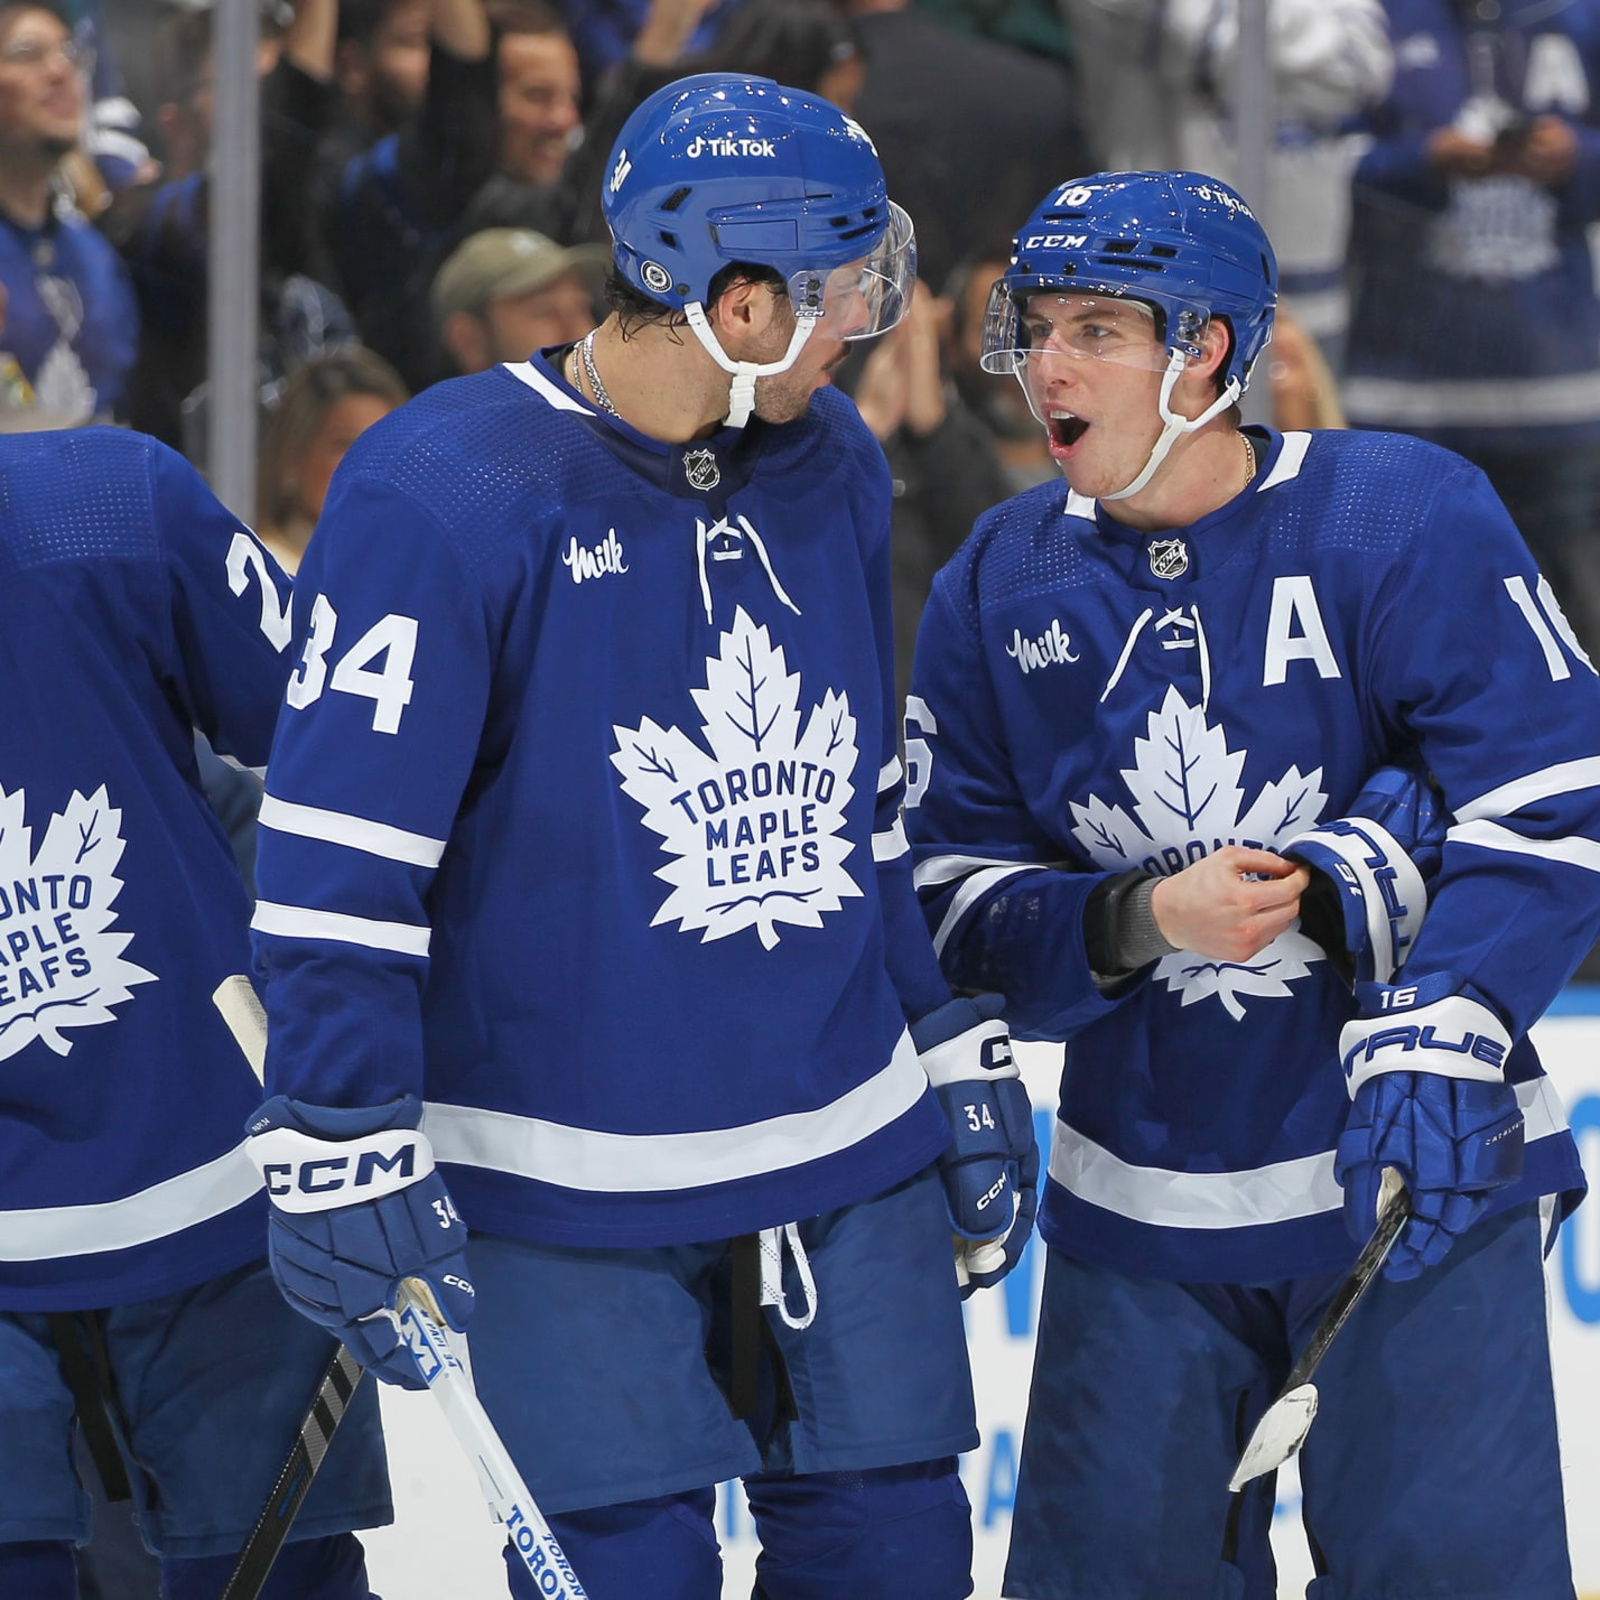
[601,73,916,424]
[984,171,1278,498]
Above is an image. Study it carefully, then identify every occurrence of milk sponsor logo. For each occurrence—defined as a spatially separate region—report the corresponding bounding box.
[1007,618,1079,675]
[612,608,862,949]
[563,529,629,584]
[0,783,156,1059]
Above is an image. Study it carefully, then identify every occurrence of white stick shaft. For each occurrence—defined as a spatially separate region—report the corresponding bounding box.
[395,1282,590,1600]
[212,974,268,1082]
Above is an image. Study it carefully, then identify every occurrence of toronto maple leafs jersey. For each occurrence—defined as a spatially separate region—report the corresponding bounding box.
[906,427,1600,1283]
[0,429,294,1310]
[250,353,953,1249]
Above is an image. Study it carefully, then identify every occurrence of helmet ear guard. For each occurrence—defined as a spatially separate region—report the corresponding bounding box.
[601,73,916,424]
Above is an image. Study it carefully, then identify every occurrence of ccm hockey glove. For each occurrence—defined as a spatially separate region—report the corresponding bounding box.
[1284,762,1448,988]
[1334,975,1525,1280]
[912,994,1038,1297]
[247,1095,476,1387]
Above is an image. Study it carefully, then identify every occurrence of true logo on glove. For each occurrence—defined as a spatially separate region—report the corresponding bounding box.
[1341,1025,1505,1077]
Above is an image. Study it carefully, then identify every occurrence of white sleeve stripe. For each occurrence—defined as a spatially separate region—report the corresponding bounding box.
[872,818,909,862]
[933,863,1038,955]
[1454,756,1600,825]
[878,757,903,792]
[258,794,447,868]
[1447,818,1600,875]
[914,852,1052,891]
[251,900,432,957]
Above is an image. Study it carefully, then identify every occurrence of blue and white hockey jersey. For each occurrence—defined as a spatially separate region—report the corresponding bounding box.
[0,429,294,1310]
[906,427,1600,1283]
[251,353,953,1249]
[1345,0,1600,451]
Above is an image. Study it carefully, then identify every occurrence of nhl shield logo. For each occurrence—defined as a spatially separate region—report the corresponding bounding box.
[1148,538,1189,580]
[683,448,721,491]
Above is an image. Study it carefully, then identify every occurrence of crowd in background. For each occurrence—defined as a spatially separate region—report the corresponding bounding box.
[6,2,1600,1594]
[7,0,1600,690]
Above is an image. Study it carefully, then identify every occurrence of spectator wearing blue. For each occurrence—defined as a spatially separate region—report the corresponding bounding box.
[1345,0,1600,662]
[105,0,349,457]
[0,0,137,427]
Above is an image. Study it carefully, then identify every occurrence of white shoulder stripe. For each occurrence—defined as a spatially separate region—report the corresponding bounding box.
[1454,756,1600,825]
[252,900,432,957]
[502,359,593,414]
[1256,430,1310,490]
[933,862,1039,955]
[1447,819,1600,875]
[872,817,908,862]
[258,794,447,868]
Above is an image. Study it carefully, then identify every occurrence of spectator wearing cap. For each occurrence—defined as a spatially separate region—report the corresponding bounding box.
[432,225,603,373]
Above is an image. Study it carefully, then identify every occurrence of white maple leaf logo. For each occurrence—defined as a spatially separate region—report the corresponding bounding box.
[1068,686,1329,1020]
[612,608,863,950]
[0,783,157,1060]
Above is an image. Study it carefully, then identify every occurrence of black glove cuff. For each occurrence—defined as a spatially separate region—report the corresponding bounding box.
[1084,870,1176,979]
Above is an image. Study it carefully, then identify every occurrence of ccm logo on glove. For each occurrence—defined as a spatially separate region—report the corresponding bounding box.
[249,1125,434,1210]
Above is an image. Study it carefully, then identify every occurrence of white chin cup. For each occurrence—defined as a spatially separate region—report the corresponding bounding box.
[684,302,820,429]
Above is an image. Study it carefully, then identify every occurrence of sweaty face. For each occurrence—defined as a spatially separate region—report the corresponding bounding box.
[1015,293,1171,496]
[0,10,82,156]
[497,32,581,187]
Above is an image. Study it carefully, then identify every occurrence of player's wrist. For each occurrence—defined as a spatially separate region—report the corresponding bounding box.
[247,1094,434,1212]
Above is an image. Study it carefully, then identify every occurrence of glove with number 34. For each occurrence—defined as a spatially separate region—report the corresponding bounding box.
[912,995,1039,1297]
[246,1094,477,1386]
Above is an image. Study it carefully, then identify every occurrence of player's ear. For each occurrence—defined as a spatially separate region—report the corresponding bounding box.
[709,277,782,341]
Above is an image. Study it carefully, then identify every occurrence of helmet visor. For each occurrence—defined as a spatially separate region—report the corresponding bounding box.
[980,287,1208,376]
[788,200,917,341]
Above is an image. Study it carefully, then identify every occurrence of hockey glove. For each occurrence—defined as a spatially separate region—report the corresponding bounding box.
[912,994,1038,1297]
[247,1095,476,1388]
[1334,975,1525,1280]
[1284,762,1448,988]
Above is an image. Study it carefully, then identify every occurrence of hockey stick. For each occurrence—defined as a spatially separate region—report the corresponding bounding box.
[218,1344,366,1600]
[211,977,370,1600]
[1228,1169,1411,1492]
[393,1279,591,1599]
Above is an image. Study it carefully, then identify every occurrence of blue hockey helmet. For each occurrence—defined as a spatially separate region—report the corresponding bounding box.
[601,72,915,353]
[982,171,1278,396]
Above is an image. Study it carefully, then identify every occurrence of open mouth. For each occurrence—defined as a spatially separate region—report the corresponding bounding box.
[1048,412,1089,449]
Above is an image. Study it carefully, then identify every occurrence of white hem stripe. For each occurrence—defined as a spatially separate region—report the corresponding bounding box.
[258,794,447,867]
[425,1031,927,1192]
[252,900,432,957]
[1048,1077,1567,1230]
[0,1143,261,1261]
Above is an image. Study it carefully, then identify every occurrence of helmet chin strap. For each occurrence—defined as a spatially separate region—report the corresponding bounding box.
[684,302,819,428]
[1101,349,1242,502]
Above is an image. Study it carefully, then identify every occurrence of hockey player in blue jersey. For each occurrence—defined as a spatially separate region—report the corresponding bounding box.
[246,73,1036,1600]
[903,170,1600,1599]
[0,429,389,1600]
